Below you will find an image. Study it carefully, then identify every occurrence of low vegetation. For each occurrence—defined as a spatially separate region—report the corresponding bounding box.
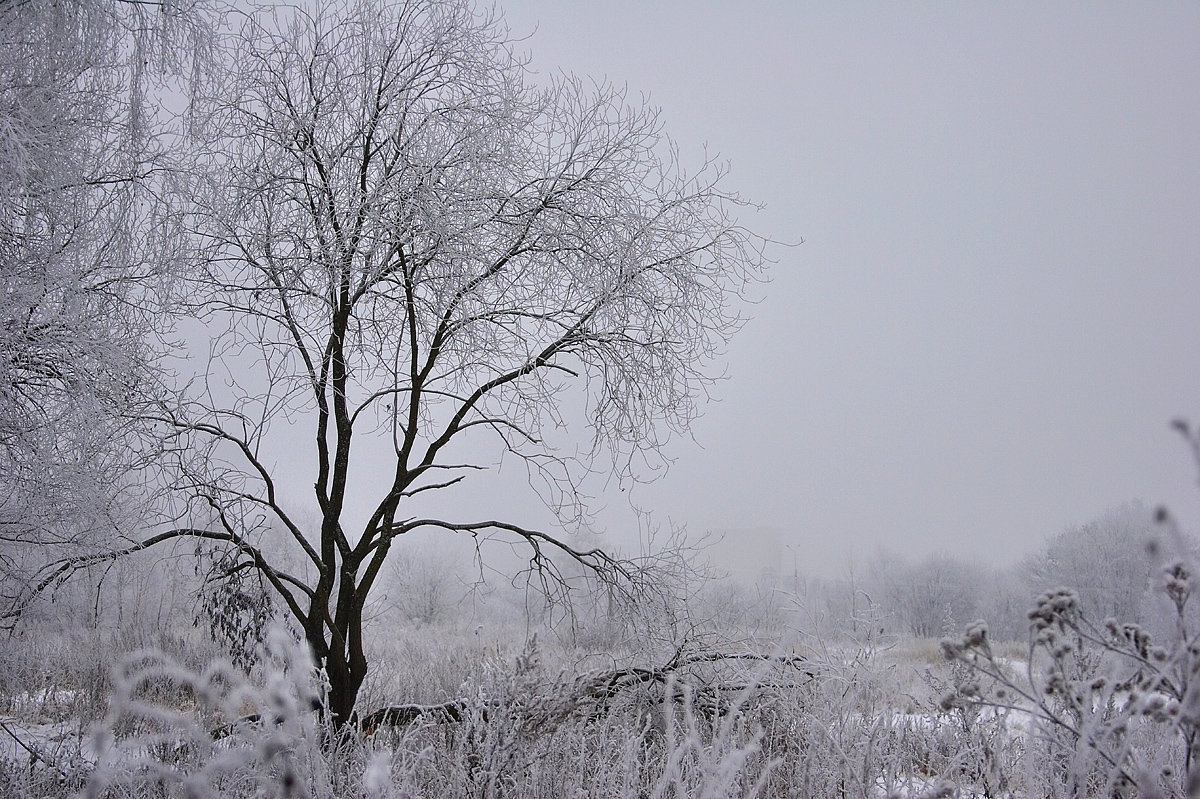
[1,501,1196,797]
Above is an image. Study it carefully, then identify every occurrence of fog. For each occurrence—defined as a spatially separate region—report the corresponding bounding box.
[9,3,1200,793]
[487,1,1200,576]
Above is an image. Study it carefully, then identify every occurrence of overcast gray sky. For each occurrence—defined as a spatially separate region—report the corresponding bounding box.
[471,1,1200,576]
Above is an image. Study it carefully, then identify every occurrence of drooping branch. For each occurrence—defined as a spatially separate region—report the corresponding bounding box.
[2,526,311,628]
[382,518,631,582]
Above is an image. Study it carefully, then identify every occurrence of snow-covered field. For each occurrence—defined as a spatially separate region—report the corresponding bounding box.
[0,615,1154,799]
[3,580,1196,798]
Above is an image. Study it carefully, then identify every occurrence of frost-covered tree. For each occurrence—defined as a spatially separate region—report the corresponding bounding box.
[0,1,212,620]
[973,563,1031,641]
[26,0,766,726]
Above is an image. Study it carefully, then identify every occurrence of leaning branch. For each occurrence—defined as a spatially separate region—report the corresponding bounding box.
[151,412,324,571]
[388,518,632,583]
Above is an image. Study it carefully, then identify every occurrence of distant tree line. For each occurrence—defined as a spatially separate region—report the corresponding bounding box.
[708,500,1177,643]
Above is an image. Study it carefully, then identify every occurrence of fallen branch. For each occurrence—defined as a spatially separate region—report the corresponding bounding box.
[358,700,467,732]
[0,717,72,777]
[358,649,814,733]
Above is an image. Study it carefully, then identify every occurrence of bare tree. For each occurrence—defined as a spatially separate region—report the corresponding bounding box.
[875,551,982,639]
[385,538,461,626]
[27,0,766,726]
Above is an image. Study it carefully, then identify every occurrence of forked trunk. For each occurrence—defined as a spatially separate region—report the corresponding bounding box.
[308,624,367,730]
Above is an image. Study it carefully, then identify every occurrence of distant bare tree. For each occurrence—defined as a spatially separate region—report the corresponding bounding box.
[876,552,981,639]
[25,0,766,726]
[385,539,460,626]
[974,564,1031,641]
[1020,501,1158,624]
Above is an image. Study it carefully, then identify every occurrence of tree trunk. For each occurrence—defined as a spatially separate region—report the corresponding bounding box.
[326,660,365,730]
